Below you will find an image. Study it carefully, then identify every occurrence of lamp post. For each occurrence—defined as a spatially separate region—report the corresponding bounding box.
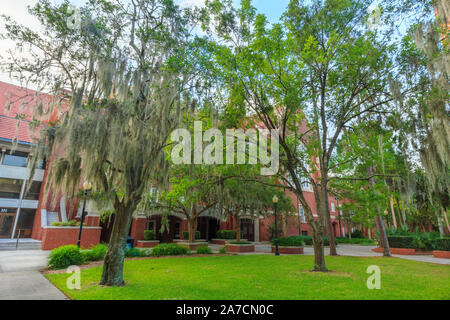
[272,195,279,256]
[77,181,92,248]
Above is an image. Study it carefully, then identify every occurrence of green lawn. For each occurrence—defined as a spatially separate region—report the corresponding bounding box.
[45,255,450,300]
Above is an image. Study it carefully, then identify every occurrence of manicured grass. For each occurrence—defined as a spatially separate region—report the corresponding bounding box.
[45,255,450,300]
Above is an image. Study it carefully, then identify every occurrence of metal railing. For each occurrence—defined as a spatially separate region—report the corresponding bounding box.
[15,229,22,250]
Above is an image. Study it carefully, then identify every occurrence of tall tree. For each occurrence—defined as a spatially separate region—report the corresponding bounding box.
[202,0,395,271]
[387,0,449,235]
[1,0,201,286]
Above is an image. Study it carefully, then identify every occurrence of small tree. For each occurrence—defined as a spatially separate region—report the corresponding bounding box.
[220,166,295,241]
[151,164,220,243]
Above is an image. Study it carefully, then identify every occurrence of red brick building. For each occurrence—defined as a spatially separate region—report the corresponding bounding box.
[0,81,346,249]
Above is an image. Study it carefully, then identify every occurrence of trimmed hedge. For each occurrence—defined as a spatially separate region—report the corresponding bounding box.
[336,237,375,245]
[196,245,213,254]
[151,243,189,257]
[82,244,108,262]
[295,235,337,246]
[433,238,450,251]
[48,245,84,269]
[387,236,415,249]
[272,236,305,247]
[51,220,82,227]
[217,230,236,239]
[144,230,156,240]
[182,230,201,240]
[350,229,364,238]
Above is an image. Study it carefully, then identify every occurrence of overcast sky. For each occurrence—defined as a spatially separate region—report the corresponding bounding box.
[0,0,289,86]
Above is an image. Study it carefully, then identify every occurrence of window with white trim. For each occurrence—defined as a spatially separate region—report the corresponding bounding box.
[331,202,336,212]
[298,204,306,222]
[301,181,311,191]
[146,219,156,231]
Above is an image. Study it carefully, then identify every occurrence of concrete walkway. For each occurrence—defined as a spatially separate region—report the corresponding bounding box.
[209,243,450,265]
[0,250,67,300]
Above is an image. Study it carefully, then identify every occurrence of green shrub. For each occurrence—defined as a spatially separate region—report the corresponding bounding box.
[350,229,364,238]
[432,238,450,251]
[386,225,410,236]
[196,245,212,254]
[151,243,189,257]
[412,232,440,251]
[336,237,375,245]
[48,245,84,269]
[299,235,313,245]
[182,231,201,240]
[51,220,82,227]
[272,236,305,247]
[216,230,236,239]
[219,246,227,254]
[144,230,156,240]
[387,236,415,248]
[228,241,251,245]
[385,227,440,250]
[295,235,336,246]
[125,247,144,257]
[82,244,108,262]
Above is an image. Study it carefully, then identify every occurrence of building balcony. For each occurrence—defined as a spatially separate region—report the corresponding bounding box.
[0,198,39,209]
[0,164,44,181]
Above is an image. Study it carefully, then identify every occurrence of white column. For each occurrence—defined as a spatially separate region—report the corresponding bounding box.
[254,218,260,243]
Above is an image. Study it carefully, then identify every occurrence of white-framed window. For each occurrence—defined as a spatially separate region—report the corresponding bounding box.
[146,219,156,231]
[301,181,311,191]
[298,204,306,222]
[300,207,306,222]
[174,222,181,239]
[331,202,336,212]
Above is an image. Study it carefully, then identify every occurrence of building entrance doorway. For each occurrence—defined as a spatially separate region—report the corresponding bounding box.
[240,218,254,242]
[0,211,16,238]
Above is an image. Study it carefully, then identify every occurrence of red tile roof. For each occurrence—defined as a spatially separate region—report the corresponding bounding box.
[0,81,63,144]
[0,115,35,144]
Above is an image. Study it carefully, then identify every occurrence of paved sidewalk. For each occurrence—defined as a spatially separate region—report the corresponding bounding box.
[0,250,67,300]
[210,243,450,265]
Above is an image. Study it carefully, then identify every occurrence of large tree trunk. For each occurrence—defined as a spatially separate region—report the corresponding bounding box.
[320,182,337,256]
[442,207,450,234]
[100,201,136,286]
[390,195,397,228]
[368,166,391,257]
[311,226,328,272]
[436,209,445,237]
[395,197,405,227]
[375,211,391,257]
[187,217,198,243]
[400,200,407,226]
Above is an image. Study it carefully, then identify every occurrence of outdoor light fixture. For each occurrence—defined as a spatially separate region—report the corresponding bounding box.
[273,195,279,256]
[83,181,93,191]
[77,181,93,248]
[272,195,278,204]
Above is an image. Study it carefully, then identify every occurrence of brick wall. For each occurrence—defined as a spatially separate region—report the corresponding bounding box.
[130,217,147,246]
[41,226,102,250]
